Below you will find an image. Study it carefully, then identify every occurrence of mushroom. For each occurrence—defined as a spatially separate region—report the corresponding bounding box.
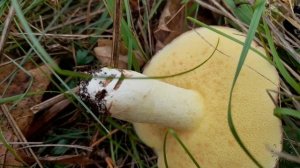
[79,26,282,167]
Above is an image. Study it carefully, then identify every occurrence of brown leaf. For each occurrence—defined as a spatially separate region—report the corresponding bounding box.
[0,106,24,167]
[94,39,145,69]
[27,99,71,138]
[154,0,186,51]
[0,63,35,97]
[9,64,53,135]
[0,61,55,133]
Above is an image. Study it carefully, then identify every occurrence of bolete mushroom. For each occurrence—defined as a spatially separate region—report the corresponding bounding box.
[79,26,282,167]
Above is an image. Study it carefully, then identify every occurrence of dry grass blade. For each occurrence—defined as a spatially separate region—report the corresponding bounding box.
[22,154,96,165]
[195,0,248,32]
[280,79,300,110]
[0,5,15,63]
[91,125,126,148]
[19,144,92,152]
[0,104,43,167]
[11,33,112,39]
[265,17,300,63]
[111,0,122,68]
[271,149,300,164]
[47,8,105,31]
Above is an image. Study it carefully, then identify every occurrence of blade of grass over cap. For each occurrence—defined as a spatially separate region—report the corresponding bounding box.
[163,129,201,168]
[187,17,269,62]
[227,0,266,167]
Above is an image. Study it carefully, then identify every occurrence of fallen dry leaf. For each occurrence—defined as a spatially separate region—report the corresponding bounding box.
[27,99,71,138]
[9,64,53,135]
[0,108,23,167]
[154,0,186,51]
[0,62,54,166]
[94,39,145,69]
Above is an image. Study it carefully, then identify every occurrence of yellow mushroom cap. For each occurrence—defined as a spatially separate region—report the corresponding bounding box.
[134,26,282,168]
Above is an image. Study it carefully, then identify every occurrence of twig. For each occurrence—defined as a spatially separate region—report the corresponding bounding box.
[0,5,15,63]
[111,0,122,68]
[91,124,127,148]
[31,86,79,114]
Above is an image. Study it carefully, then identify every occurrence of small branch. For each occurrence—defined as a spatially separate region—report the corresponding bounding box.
[31,86,79,114]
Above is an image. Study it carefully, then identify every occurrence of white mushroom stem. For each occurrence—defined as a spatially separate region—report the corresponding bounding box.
[79,67,204,130]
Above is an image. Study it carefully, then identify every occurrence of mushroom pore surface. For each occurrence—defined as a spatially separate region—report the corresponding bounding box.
[133,26,282,168]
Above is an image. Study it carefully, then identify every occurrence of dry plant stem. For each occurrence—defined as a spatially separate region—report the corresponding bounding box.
[283,61,300,82]
[265,18,300,63]
[19,144,92,152]
[193,0,226,16]
[196,0,247,32]
[271,150,300,164]
[11,33,112,39]
[194,0,265,47]
[22,154,95,165]
[280,79,300,110]
[154,4,185,33]
[2,142,43,145]
[47,8,105,31]
[85,0,93,26]
[0,104,43,167]
[0,5,15,62]
[105,157,115,168]
[268,12,300,47]
[31,86,79,114]
[111,0,122,68]
[91,125,127,148]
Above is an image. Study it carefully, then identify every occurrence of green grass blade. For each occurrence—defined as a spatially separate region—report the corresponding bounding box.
[223,0,253,24]
[11,0,109,133]
[226,1,266,167]
[163,129,201,168]
[263,19,300,94]
[163,129,169,168]
[11,0,90,79]
[124,0,134,70]
[187,17,269,62]
[0,129,26,165]
[274,108,300,119]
